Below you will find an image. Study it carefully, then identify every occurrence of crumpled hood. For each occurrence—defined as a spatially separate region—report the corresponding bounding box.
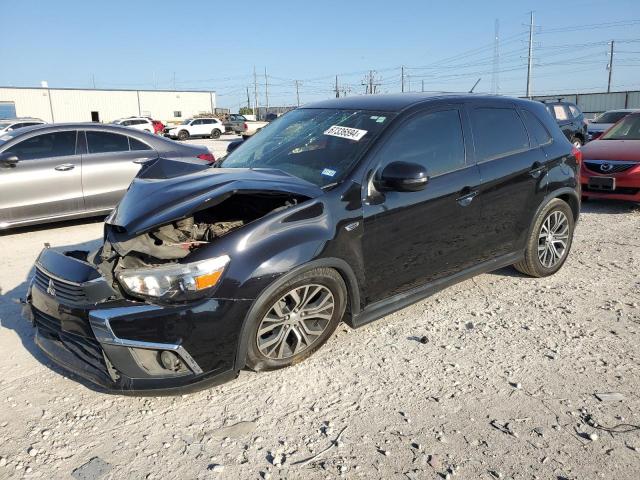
[107,165,324,236]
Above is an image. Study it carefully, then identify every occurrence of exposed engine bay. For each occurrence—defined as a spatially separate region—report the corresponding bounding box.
[96,191,307,286]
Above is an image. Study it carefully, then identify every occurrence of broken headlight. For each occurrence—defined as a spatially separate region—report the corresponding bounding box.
[116,255,230,301]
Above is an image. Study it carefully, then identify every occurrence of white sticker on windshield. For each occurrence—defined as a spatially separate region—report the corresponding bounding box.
[324,125,368,141]
[321,168,337,177]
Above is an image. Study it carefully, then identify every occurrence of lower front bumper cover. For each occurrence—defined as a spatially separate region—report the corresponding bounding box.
[27,248,252,394]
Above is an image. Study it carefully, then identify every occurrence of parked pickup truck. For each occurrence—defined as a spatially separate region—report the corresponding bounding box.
[223,114,248,134]
[240,119,269,139]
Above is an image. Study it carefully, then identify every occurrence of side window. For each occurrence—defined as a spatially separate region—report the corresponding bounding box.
[86,131,130,153]
[191,119,201,125]
[568,105,581,118]
[129,137,152,151]
[7,131,77,160]
[553,105,569,121]
[521,110,553,147]
[377,109,466,177]
[174,111,182,118]
[10,123,24,130]
[470,107,529,161]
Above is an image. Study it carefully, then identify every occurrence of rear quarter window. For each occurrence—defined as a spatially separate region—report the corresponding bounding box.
[521,110,553,147]
[470,107,529,162]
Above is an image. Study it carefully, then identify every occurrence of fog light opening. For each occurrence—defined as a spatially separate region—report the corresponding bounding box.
[160,350,182,372]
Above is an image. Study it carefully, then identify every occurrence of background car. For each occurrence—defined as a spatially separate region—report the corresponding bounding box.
[165,117,224,140]
[223,114,247,134]
[0,117,46,135]
[587,109,639,141]
[112,117,155,133]
[581,112,640,203]
[543,100,587,147]
[152,120,165,135]
[0,123,215,229]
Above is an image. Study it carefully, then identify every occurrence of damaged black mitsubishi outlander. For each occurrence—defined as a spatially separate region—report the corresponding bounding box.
[25,94,581,393]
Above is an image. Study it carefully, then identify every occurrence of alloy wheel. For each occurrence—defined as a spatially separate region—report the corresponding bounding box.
[537,210,570,268]
[256,284,335,360]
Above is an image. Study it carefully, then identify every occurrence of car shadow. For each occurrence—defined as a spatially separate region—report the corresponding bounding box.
[580,199,640,215]
[0,215,107,237]
[0,237,108,394]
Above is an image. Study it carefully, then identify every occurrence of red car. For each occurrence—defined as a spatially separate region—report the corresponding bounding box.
[580,113,640,203]
[152,120,165,135]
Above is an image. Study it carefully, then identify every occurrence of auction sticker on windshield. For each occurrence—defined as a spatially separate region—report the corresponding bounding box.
[324,125,368,141]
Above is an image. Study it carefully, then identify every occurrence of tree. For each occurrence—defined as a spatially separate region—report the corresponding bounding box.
[239,107,254,115]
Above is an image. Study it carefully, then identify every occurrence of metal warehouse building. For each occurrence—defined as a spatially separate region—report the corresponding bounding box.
[0,86,216,124]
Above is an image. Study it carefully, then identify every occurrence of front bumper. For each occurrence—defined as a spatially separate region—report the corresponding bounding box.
[580,163,640,202]
[25,249,251,394]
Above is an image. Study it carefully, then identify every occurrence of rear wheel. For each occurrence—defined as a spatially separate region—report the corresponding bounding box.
[245,268,347,371]
[514,198,575,277]
[178,130,189,140]
[211,129,221,139]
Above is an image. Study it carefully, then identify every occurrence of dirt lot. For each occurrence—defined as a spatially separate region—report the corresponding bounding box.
[0,167,639,479]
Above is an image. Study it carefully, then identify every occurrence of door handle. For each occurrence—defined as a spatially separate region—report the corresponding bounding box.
[54,163,75,171]
[456,189,479,207]
[132,158,153,164]
[529,161,547,178]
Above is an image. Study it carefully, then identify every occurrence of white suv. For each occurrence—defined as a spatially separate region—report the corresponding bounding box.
[166,118,224,140]
[0,118,46,136]
[113,117,154,133]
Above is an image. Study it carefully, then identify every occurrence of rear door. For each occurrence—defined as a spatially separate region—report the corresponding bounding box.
[0,130,82,224]
[468,103,548,259]
[81,130,156,211]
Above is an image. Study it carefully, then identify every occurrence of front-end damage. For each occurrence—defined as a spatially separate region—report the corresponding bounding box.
[25,166,324,393]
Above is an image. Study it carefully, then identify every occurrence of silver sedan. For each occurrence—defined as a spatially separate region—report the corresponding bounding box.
[0,123,214,229]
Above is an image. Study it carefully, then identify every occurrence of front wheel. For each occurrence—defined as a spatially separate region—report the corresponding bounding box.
[513,198,575,277]
[178,130,189,140]
[211,129,221,139]
[245,268,347,372]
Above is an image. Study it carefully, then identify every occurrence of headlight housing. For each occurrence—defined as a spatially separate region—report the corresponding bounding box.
[116,255,230,302]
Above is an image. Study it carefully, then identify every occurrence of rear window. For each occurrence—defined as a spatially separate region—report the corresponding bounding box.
[129,137,151,151]
[552,105,569,121]
[470,108,529,161]
[593,111,630,124]
[521,110,552,147]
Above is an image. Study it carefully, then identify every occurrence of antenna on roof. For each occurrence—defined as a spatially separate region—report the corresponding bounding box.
[469,78,481,93]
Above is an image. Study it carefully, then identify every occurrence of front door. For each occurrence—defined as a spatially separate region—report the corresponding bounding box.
[0,130,83,225]
[362,107,483,304]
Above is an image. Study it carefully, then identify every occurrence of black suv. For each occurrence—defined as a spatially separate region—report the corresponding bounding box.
[542,100,587,147]
[25,94,581,394]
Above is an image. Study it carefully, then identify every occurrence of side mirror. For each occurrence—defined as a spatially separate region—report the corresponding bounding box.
[226,139,243,154]
[0,152,19,168]
[374,161,428,192]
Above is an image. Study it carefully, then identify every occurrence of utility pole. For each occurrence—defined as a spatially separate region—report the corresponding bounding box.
[401,66,405,93]
[264,67,269,112]
[246,87,251,111]
[362,70,380,94]
[173,72,176,91]
[253,66,259,119]
[91,74,96,89]
[607,40,615,93]
[334,75,340,98]
[491,19,500,94]
[295,80,301,106]
[525,11,534,98]
[421,79,424,92]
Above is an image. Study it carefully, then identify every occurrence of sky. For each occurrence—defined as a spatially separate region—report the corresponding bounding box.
[2,0,640,110]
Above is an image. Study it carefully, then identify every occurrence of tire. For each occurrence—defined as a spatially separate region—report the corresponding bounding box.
[211,129,221,139]
[177,130,189,141]
[571,136,583,148]
[513,198,575,277]
[245,268,347,372]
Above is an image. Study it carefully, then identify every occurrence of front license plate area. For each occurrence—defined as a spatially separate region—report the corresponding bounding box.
[588,176,615,191]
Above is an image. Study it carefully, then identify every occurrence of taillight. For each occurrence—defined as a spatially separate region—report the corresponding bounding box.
[243,122,248,131]
[197,153,215,163]
[571,146,582,164]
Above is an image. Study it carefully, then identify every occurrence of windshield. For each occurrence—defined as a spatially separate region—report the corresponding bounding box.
[181,119,192,125]
[221,108,394,187]
[600,115,640,140]
[593,111,630,124]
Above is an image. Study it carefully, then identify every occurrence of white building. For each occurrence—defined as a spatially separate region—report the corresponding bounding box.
[0,86,217,123]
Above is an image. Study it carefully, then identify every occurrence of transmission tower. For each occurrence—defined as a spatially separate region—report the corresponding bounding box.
[491,19,500,94]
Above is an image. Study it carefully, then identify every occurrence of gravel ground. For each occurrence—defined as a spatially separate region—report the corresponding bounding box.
[0,172,639,479]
